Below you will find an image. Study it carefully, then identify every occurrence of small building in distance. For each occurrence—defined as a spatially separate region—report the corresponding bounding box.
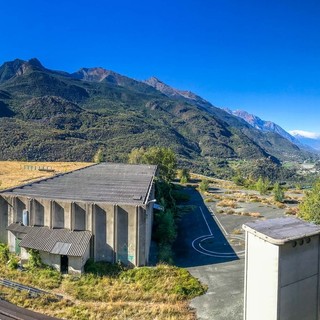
[0,163,157,274]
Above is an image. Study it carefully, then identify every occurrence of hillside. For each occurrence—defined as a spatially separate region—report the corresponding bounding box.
[0,58,315,174]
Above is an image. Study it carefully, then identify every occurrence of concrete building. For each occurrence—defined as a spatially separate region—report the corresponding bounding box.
[0,163,157,274]
[243,217,320,320]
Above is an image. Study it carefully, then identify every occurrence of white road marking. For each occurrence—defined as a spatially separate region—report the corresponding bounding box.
[191,206,245,258]
[199,206,213,235]
[209,207,229,236]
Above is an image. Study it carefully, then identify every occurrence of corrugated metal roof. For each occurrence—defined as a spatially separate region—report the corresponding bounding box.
[1,163,157,205]
[243,217,320,245]
[51,242,72,255]
[7,223,91,256]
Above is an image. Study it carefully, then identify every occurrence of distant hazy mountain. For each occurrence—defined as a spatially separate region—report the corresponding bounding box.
[289,130,320,151]
[223,109,316,151]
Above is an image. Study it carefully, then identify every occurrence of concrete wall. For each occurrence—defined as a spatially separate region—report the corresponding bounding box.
[40,251,60,271]
[93,204,114,262]
[69,245,90,274]
[279,236,319,320]
[1,195,152,267]
[244,232,320,320]
[244,232,280,320]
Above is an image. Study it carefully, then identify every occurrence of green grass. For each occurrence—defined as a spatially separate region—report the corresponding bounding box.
[0,258,206,320]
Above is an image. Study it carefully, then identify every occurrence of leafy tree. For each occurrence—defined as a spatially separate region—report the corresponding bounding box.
[273,182,284,202]
[199,179,210,193]
[128,147,177,182]
[177,168,190,184]
[299,179,320,224]
[255,176,270,195]
[128,147,145,164]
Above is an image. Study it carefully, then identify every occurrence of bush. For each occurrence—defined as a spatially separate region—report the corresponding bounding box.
[7,256,19,269]
[119,265,207,299]
[0,243,9,263]
[28,249,43,268]
[255,177,270,195]
[158,244,174,265]
[199,179,209,192]
[177,168,190,184]
[153,209,177,246]
[273,182,285,202]
[84,259,124,276]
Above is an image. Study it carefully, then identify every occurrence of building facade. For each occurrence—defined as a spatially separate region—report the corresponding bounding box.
[0,163,157,274]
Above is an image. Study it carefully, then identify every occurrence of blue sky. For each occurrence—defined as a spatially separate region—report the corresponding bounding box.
[1,0,320,133]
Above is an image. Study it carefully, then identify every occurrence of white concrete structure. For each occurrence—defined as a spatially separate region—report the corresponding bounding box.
[243,217,320,320]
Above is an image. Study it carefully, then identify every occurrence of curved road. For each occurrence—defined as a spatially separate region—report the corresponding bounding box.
[0,299,59,320]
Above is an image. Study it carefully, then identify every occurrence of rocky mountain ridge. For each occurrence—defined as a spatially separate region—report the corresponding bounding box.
[0,58,316,173]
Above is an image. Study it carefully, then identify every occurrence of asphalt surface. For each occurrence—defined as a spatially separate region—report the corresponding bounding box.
[174,187,246,320]
[174,186,287,320]
[0,299,59,320]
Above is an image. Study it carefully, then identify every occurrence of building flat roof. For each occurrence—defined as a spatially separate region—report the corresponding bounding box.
[1,163,157,205]
[243,217,320,245]
[7,223,91,257]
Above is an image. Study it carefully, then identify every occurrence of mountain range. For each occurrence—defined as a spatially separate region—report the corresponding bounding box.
[0,58,317,174]
[289,130,320,151]
[223,109,319,153]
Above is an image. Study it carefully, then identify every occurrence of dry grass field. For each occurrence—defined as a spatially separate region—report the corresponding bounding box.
[0,161,93,190]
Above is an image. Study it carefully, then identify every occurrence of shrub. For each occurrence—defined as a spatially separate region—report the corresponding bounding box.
[28,249,43,268]
[177,168,190,184]
[217,199,237,208]
[255,177,270,195]
[273,182,285,202]
[7,256,19,269]
[199,179,209,193]
[84,259,124,276]
[0,243,9,263]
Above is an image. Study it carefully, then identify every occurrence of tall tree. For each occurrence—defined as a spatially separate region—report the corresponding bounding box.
[128,147,177,182]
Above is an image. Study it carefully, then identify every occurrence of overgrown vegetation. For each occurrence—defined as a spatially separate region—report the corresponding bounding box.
[0,256,206,320]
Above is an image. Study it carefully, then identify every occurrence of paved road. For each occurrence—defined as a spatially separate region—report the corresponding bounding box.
[174,187,245,320]
[0,299,59,320]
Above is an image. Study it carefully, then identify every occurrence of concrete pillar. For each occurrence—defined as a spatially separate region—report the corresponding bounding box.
[70,202,75,230]
[135,206,139,266]
[48,200,53,228]
[0,196,9,243]
[113,205,117,263]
